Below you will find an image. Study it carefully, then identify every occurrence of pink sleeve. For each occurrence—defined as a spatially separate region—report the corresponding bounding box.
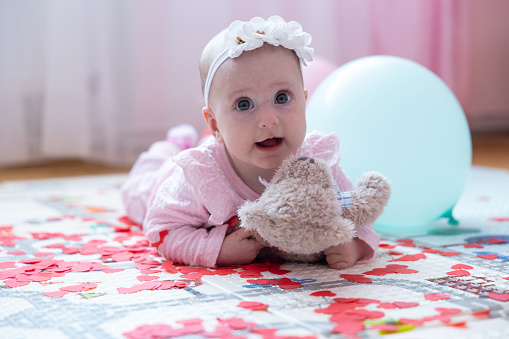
[144,167,227,268]
[156,224,227,268]
[355,225,380,262]
[121,141,182,224]
[331,163,380,263]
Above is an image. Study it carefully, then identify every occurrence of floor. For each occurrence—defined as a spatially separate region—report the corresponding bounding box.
[1,143,509,338]
[0,131,508,182]
[471,131,509,170]
[0,160,131,182]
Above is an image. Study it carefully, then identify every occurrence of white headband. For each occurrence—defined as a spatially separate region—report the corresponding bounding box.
[203,15,314,107]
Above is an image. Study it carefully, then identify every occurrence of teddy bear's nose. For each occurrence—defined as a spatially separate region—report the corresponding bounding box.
[297,157,315,163]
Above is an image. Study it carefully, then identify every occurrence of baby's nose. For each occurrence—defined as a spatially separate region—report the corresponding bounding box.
[259,107,279,128]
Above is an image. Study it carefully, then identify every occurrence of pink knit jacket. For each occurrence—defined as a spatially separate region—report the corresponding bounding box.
[121,131,380,267]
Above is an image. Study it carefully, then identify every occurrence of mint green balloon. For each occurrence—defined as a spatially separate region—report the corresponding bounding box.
[306,56,471,231]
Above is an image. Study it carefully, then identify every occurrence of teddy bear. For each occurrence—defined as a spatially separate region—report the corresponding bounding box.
[236,155,391,263]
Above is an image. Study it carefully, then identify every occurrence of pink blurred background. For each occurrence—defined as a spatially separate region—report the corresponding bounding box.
[1,0,508,166]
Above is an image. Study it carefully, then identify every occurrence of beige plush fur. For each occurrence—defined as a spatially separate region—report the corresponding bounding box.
[237,155,391,263]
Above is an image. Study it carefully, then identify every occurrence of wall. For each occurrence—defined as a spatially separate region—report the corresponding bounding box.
[467,0,509,131]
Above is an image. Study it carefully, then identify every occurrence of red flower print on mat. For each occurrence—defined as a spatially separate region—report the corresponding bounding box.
[389,253,426,262]
[237,301,269,311]
[424,293,451,301]
[446,269,471,276]
[340,274,373,283]
[489,217,509,222]
[363,264,418,276]
[477,254,498,260]
[451,264,473,270]
[310,290,336,297]
[487,293,509,302]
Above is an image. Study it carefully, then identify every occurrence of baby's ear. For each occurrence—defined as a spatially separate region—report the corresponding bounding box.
[202,107,223,143]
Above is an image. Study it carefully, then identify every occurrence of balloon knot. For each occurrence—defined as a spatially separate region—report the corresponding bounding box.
[448,215,459,226]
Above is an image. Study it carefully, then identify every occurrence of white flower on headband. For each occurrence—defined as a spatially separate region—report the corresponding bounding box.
[224,15,314,66]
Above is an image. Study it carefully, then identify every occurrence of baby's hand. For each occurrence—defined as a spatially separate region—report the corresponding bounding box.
[216,228,264,266]
[323,238,370,270]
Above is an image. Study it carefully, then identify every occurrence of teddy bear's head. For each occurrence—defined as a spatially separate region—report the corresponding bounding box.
[238,156,356,259]
[271,156,335,187]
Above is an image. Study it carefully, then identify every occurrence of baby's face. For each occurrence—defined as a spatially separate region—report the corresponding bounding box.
[205,45,307,179]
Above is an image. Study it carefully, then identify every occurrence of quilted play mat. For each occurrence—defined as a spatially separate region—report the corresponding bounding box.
[1,166,508,339]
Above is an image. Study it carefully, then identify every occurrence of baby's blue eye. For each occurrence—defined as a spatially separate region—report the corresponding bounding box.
[275,92,291,104]
[235,99,254,111]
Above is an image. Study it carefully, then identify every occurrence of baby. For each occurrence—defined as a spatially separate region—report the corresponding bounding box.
[121,15,380,269]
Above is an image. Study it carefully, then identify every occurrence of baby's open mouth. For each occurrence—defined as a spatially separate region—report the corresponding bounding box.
[256,138,283,148]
